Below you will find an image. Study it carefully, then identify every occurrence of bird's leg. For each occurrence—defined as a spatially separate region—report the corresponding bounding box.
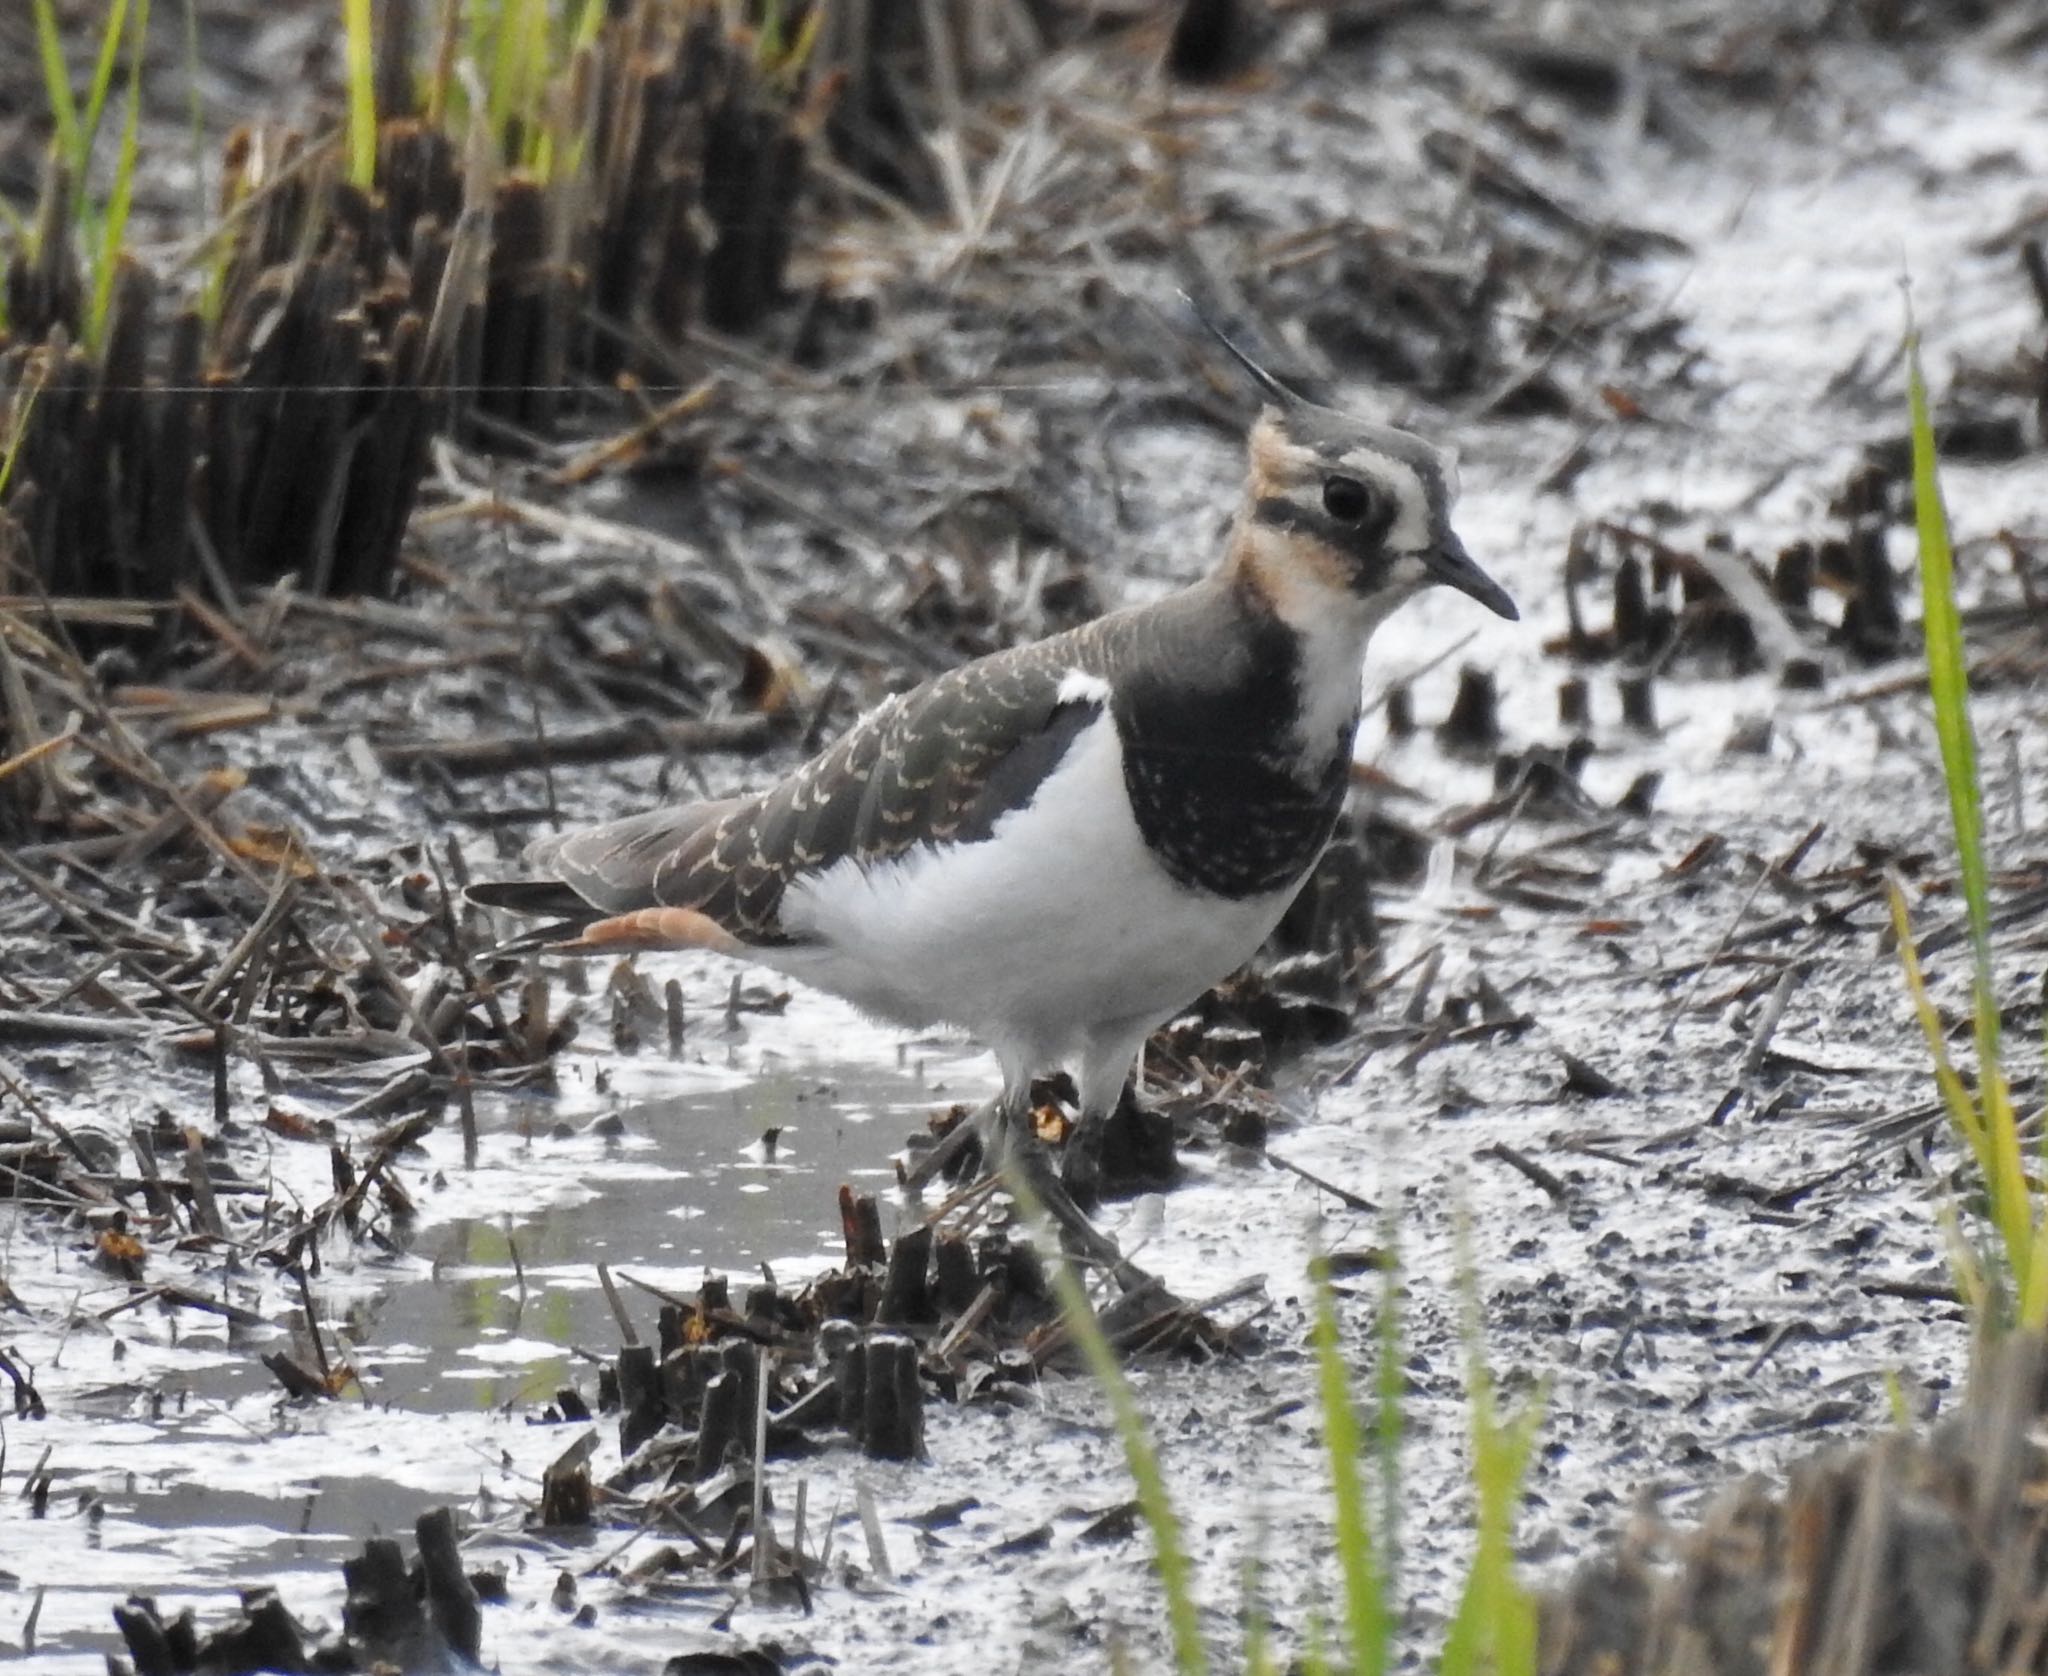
[974,1076,1145,1285]
[1060,1106,1108,1208]
[969,1061,1033,1178]
[907,1063,1145,1287]
[1061,1029,1162,1207]
[1004,1133,1134,1277]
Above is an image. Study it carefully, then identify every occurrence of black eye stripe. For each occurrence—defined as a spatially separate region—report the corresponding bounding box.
[1252,496,1311,532]
[1251,489,1399,546]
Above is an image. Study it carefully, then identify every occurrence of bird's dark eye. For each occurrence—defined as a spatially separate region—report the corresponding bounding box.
[1322,475,1372,523]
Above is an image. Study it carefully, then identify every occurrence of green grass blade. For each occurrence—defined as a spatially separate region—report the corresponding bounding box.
[343,0,379,189]
[1438,1381,1543,1676]
[1988,1055,2048,1329]
[519,0,552,166]
[485,0,516,141]
[86,0,149,355]
[1907,332,1998,1057]
[424,0,463,125]
[1929,1191,1993,1325]
[0,368,47,501]
[32,0,81,171]
[1311,1250,1389,1675]
[1888,880,1997,1170]
[76,0,134,186]
[486,0,548,158]
[569,0,607,52]
[1904,332,2043,1326]
[778,5,827,83]
[1440,1215,1543,1676]
[1882,1370,1912,1430]
[1024,1183,1208,1675]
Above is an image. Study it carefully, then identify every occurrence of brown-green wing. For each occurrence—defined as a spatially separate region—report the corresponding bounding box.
[536,628,1113,945]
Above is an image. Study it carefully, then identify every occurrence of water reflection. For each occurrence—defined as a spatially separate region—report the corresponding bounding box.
[344,1049,954,1411]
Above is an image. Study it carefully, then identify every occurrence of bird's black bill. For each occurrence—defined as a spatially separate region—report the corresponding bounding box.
[1426,531,1519,621]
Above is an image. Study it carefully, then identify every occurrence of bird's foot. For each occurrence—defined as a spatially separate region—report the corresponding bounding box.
[983,1102,1148,1285]
[1059,1112,1106,1210]
[1060,1088,1178,1208]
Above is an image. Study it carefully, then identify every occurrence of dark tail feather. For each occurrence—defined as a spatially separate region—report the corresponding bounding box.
[466,879,609,957]
[466,879,591,917]
[481,916,607,958]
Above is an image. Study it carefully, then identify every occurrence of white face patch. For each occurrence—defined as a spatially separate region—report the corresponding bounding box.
[1336,446,1434,554]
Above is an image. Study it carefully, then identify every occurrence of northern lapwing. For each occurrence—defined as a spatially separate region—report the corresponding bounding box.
[470,327,1518,1253]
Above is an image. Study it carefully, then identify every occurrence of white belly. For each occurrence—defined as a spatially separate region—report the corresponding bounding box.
[771,709,1304,1072]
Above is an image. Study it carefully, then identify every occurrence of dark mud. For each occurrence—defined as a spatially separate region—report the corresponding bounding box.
[3,3,2047,1672]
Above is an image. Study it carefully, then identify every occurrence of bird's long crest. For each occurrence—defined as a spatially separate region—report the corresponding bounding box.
[1181,290,1310,411]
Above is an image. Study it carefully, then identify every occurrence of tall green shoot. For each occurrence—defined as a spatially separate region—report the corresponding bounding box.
[31,0,82,178]
[1892,330,2046,1331]
[485,0,552,166]
[540,0,610,180]
[33,0,131,239]
[568,0,607,60]
[1037,1230,1209,1676]
[0,365,48,503]
[1026,1163,1542,1672]
[343,0,379,190]
[1311,1248,1390,1674]
[73,0,134,181]
[1909,333,1998,1061]
[84,0,149,355]
[1438,1223,1542,1676]
[32,0,144,350]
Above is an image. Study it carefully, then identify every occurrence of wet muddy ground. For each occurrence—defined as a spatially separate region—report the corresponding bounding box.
[4,3,2048,1671]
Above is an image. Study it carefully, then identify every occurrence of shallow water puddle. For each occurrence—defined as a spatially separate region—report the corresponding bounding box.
[3,977,981,1670]
[362,1026,964,1412]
